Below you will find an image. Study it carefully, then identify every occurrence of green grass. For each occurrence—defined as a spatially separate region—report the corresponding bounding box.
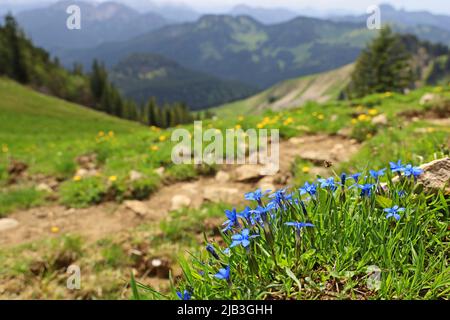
[212,64,353,117]
[0,187,46,217]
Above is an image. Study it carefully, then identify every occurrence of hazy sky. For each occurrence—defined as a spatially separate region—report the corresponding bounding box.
[5,0,450,15]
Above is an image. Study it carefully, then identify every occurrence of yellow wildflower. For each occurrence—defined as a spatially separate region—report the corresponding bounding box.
[302,166,310,174]
[238,116,244,121]
[351,119,358,125]
[109,175,117,182]
[150,145,159,151]
[358,114,369,122]
[73,175,82,182]
[235,124,242,130]
[98,131,105,137]
[1,144,8,153]
[283,117,294,125]
[108,131,114,137]
[317,114,325,120]
[368,108,378,116]
[159,135,167,142]
[50,226,60,234]
[257,123,264,129]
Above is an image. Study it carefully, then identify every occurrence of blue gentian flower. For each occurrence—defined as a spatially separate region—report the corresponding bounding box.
[286,221,315,237]
[384,205,405,221]
[285,222,315,230]
[370,168,386,181]
[176,290,192,300]
[340,172,347,186]
[245,189,270,204]
[269,188,293,205]
[239,206,254,225]
[351,173,362,183]
[222,208,241,232]
[403,164,423,179]
[318,177,337,191]
[299,182,317,197]
[357,183,374,197]
[206,244,220,260]
[390,160,405,173]
[214,265,230,281]
[398,190,406,197]
[230,229,259,248]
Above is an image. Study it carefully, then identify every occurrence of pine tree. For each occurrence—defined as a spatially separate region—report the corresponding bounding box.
[349,26,414,98]
[90,60,108,105]
[4,14,28,83]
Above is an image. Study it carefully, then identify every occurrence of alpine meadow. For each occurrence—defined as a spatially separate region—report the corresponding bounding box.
[0,0,448,307]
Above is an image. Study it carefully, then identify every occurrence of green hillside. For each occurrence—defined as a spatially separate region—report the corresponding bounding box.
[213,64,354,117]
[0,77,149,177]
[110,53,256,110]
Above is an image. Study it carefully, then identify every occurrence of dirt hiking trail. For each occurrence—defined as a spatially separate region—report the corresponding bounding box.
[0,134,360,247]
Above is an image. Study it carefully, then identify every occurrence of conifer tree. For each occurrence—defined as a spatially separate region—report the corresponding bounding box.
[4,14,28,83]
[349,26,414,98]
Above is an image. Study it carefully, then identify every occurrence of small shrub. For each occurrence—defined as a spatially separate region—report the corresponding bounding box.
[59,177,106,208]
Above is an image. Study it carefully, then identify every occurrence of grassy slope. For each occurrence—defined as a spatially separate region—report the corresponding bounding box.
[0,77,142,147]
[213,64,353,117]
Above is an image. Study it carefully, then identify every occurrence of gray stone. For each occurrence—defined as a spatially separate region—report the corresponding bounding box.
[170,195,192,211]
[36,183,52,193]
[371,114,388,126]
[124,200,148,216]
[0,218,19,232]
[417,157,450,193]
[215,170,230,183]
[129,170,144,182]
[419,93,437,106]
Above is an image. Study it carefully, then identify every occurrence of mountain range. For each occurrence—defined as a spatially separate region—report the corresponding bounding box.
[331,4,450,33]
[110,53,257,110]
[61,15,370,88]
[7,1,450,110]
[16,1,170,51]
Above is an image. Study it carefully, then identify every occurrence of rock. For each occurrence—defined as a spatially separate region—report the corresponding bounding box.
[124,200,148,216]
[170,195,192,211]
[7,160,28,183]
[419,93,437,105]
[154,167,165,177]
[215,170,230,183]
[257,176,276,193]
[0,218,19,232]
[34,211,48,219]
[371,114,388,126]
[36,183,52,193]
[76,154,97,169]
[8,160,28,176]
[29,259,48,276]
[234,165,268,182]
[203,187,239,203]
[337,127,353,137]
[129,170,143,182]
[75,168,98,178]
[417,157,450,193]
[147,258,171,279]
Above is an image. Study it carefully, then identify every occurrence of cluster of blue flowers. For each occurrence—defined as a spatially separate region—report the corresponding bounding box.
[177,160,420,299]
